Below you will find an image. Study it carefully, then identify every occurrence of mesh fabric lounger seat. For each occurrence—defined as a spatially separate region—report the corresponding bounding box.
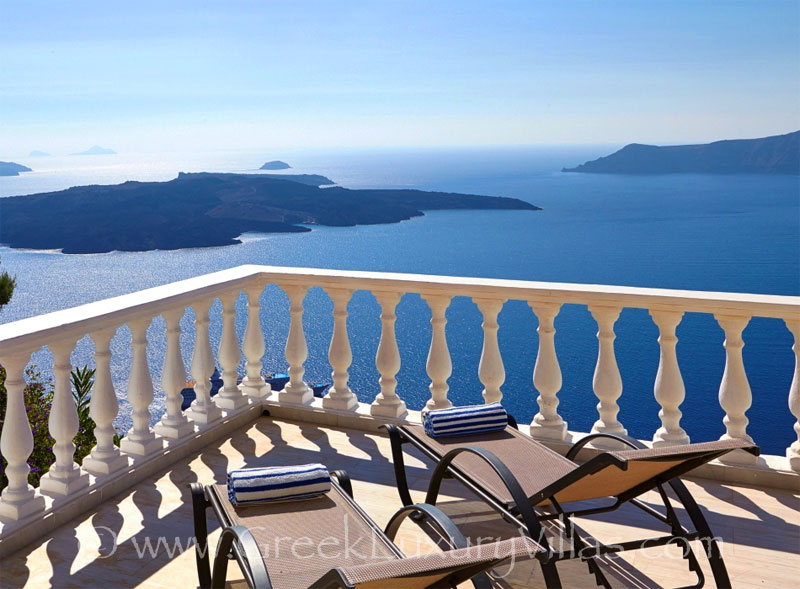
[190,471,543,589]
[384,422,759,589]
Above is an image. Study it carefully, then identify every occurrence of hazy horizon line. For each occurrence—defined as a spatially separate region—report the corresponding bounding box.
[7,129,799,160]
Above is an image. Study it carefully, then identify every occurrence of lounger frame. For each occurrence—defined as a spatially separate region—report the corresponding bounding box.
[190,470,537,588]
[384,419,758,589]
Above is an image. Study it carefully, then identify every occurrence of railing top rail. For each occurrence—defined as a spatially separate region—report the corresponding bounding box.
[1,264,798,354]
[0,266,263,354]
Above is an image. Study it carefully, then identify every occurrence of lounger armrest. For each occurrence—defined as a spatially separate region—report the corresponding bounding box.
[384,503,470,550]
[330,470,353,498]
[425,445,549,549]
[190,483,213,588]
[565,433,643,460]
[379,424,415,507]
[211,525,273,589]
[317,537,541,588]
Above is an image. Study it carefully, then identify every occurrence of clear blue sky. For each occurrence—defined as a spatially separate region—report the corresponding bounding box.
[2,1,798,154]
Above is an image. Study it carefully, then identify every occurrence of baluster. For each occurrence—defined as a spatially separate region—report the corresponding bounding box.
[715,313,757,465]
[186,300,222,425]
[474,298,506,404]
[589,305,627,447]
[153,310,194,439]
[786,319,800,472]
[120,318,163,456]
[242,285,268,399]
[279,285,313,405]
[0,352,46,519]
[422,294,453,412]
[83,328,129,474]
[529,302,568,440]
[371,291,408,418]
[216,292,247,411]
[650,309,690,446]
[323,288,357,411]
[39,338,91,495]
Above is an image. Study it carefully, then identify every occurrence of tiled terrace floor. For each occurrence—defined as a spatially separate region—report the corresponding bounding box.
[2,415,799,588]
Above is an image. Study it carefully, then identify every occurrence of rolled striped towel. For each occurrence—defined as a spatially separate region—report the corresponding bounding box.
[227,463,331,506]
[423,402,508,437]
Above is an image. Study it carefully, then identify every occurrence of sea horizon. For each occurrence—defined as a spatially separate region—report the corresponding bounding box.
[1,145,798,455]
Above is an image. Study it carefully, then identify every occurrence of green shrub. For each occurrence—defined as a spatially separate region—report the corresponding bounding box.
[0,363,119,490]
[0,364,54,488]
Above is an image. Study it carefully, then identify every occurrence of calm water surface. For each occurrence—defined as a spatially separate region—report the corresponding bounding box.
[1,147,797,454]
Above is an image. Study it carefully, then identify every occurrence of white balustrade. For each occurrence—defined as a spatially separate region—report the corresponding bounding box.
[83,328,129,474]
[119,319,163,456]
[529,302,568,440]
[153,310,194,440]
[2,264,799,538]
[589,305,627,446]
[371,291,408,418]
[715,313,757,465]
[242,286,268,398]
[279,285,313,405]
[650,309,690,446]
[423,294,453,412]
[216,292,247,411]
[0,352,45,520]
[474,298,506,404]
[39,338,90,495]
[186,300,222,425]
[786,320,800,472]
[323,288,357,411]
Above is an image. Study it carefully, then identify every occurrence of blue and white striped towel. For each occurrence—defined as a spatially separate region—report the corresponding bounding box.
[227,463,331,506]
[423,402,508,438]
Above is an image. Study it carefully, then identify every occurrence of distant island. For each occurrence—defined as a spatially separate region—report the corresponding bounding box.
[254,172,333,186]
[563,131,799,175]
[260,160,291,170]
[0,172,539,253]
[29,150,50,157]
[0,161,32,177]
[71,145,117,156]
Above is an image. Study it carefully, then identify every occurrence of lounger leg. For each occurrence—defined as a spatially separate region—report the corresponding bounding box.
[668,479,730,588]
[550,497,611,589]
[190,483,212,589]
[654,484,705,588]
[381,424,415,506]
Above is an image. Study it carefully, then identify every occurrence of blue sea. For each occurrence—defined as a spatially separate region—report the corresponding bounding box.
[1,146,798,455]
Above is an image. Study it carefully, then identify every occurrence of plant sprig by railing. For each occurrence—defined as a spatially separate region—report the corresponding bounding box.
[0,364,53,488]
[0,364,120,490]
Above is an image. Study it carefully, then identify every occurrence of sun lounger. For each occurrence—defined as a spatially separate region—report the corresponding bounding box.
[189,469,542,588]
[383,420,759,588]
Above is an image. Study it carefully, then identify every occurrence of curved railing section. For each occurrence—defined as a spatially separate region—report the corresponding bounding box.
[0,264,798,533]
